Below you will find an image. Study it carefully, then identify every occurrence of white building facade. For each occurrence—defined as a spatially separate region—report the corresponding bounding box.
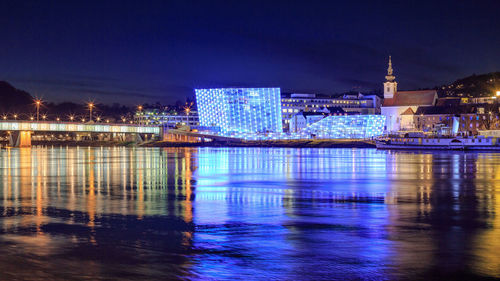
[380,56,437,132]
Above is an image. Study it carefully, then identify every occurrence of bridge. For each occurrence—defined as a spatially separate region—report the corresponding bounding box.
[0,121,161,147]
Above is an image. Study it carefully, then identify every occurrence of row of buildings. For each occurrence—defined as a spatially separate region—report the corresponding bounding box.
[136,57,499,139]
[136,90,383,134]
[381,56,500,135]
[193,88,384,139]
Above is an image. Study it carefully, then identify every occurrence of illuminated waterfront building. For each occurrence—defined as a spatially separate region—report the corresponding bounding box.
[195,88,283,136]
[281,92,381,132]
[302,115,386,139]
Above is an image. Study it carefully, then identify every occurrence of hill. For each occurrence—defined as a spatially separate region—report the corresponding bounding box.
[437,72,500,98]
[0,81,34,113]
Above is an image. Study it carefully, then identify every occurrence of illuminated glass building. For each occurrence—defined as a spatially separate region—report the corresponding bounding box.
[302,115,385,139]
[195,88,283,136]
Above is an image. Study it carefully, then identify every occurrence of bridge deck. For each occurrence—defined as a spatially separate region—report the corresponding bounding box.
[0,121,160,134]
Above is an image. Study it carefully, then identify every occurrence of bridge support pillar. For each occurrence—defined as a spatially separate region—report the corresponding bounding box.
[136,134,143,143]
[9,131,32,147]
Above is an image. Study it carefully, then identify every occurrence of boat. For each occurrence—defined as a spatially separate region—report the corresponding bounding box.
[376,136,500,150]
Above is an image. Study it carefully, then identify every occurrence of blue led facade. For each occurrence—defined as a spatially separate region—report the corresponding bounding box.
[302,115,386,139]
[195,88,283,136]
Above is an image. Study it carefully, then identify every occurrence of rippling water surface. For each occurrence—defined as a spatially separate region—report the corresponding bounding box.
[1,146,500,280]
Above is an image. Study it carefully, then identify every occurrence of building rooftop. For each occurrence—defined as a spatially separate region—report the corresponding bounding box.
[401,107,415,115]
[383,90,437,107]
[436,97,461,107]
[414,104,498,115]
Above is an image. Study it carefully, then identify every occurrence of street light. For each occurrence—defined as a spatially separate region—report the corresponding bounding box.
[184,102,193,116]
[69,115,75,122]
[13,114,17,120]
[88,102,94,121]
[137,105,143,125]
[34,99,42,121]
[42,114,47,120]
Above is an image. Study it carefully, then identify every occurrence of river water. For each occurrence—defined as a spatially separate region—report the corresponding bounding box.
[0,146,499,280]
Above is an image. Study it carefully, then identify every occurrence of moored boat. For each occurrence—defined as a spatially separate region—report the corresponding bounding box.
[376,136,500,150]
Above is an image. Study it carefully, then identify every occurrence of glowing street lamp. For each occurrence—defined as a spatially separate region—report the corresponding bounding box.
[183,102,193,116]
[69,115,75,122]
[88,102,94,121]
[13,114,18,120]
[137,105,143,125]
[34,99,42,121]
[2,115,6,120]
[42,114,47,120]
[56,117,60,122]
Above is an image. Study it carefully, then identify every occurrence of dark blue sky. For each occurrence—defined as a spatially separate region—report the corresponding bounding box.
[1,0,499,105]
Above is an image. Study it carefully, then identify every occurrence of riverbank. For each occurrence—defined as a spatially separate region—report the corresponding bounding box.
[0,139,375,148]
[142,139,376,148]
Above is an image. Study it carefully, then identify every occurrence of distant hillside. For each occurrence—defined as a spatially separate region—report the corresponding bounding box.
[437,72,500,98]
[0,81,34,113]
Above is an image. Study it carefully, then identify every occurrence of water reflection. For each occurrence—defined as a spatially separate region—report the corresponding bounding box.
[0,147,499,279]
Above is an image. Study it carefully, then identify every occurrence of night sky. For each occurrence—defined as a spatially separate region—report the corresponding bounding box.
[1,0,499,105]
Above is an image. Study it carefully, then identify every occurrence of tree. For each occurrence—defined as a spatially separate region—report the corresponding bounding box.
[479,104,499,130]
[480,113,499,130]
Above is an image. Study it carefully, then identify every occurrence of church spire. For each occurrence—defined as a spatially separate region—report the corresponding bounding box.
[385,55,395,82]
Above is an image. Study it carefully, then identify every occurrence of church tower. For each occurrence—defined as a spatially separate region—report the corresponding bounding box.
[383,56,397,99]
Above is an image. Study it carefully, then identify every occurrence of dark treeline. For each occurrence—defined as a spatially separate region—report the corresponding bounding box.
[0,80,197,122]
[0,81,135,121]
